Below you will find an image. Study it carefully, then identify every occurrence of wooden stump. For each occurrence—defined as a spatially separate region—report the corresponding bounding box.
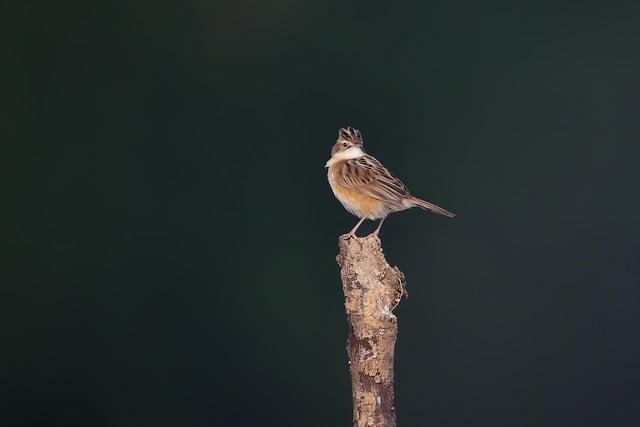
[337,235,408,427]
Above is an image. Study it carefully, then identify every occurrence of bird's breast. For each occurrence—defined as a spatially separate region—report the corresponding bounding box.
[327,165,388,219]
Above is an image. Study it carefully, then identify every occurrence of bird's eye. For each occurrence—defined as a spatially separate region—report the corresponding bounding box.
[341,143,348,148]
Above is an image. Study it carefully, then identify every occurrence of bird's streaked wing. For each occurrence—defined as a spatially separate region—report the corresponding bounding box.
[334,155,410,206]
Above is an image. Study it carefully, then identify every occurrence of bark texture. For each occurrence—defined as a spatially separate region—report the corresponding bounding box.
[337,235,408,427]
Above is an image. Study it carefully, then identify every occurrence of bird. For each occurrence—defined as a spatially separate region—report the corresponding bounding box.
[326,127,454,238]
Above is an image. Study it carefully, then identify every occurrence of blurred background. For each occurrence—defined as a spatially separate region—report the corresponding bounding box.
[3,1,640,426]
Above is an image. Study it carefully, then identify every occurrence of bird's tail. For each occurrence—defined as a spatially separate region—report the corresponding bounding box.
[407,196,455,218]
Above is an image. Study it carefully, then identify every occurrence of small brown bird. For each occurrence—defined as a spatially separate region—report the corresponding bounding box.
[326,127,454,238]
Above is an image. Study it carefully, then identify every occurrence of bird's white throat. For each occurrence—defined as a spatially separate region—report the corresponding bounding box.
[325,146,365,167]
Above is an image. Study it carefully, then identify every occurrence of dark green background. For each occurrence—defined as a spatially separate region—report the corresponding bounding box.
[3,1,640,426]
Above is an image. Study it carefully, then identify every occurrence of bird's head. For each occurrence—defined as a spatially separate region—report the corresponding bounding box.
[331,127,364,156]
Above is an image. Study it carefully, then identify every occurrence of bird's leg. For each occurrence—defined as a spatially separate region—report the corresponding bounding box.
[343,216,367,239]
[372,217,386,237]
